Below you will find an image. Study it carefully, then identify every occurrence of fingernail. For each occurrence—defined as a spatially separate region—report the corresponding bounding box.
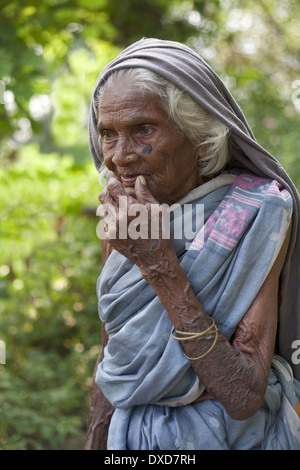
[139,175,147,185]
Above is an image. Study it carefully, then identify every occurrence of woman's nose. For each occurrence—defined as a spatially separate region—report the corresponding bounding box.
[112,137,139,167]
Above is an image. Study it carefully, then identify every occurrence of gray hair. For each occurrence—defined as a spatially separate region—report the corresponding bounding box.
[97,68,229,183]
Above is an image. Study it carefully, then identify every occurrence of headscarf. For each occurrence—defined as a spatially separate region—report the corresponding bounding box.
[88,38,300,380]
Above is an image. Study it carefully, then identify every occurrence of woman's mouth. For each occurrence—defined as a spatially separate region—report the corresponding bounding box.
[120,175,139,187]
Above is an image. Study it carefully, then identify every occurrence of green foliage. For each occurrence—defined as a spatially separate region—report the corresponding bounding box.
[1,0,300,450]
[0,146,102,449]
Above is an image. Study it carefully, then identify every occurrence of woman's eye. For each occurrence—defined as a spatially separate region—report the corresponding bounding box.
[139,126,152,135]
[101,130,116,141]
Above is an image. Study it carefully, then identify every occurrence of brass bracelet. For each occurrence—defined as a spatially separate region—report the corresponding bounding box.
[171,318,219,360]
[182,326,219,360]
[171,318,217,341]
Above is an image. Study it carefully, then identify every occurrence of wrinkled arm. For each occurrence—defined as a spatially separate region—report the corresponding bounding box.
[140,222,292,420]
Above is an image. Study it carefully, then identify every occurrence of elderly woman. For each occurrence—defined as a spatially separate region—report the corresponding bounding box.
[86,38,300,450]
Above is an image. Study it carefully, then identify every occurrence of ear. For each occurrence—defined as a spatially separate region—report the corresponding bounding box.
[197,141,210,159]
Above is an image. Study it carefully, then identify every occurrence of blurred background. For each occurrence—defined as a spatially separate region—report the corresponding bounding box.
[0,0,299,450]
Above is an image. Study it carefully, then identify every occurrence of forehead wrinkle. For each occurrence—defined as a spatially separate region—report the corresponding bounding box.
[97,85,170,133]
[97,105,163,132]
[97,113,155,133]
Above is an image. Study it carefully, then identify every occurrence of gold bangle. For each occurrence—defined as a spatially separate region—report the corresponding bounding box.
[171,318,216,341]
[182,327,219,360]
[171,318,219,361]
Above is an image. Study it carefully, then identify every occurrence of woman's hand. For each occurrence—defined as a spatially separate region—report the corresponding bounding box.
[97,176,175,270]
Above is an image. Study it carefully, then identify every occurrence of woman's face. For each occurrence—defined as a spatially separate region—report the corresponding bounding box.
[97,78,200,205]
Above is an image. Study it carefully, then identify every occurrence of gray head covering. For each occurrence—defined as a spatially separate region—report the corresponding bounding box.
[89,38,300,379]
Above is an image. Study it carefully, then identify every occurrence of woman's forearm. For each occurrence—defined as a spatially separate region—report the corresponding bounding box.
[139,248,275,420]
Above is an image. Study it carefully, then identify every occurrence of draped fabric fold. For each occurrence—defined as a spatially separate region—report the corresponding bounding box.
[95,172,300,449]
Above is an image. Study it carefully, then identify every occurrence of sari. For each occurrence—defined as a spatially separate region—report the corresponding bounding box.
[95,171,300,449]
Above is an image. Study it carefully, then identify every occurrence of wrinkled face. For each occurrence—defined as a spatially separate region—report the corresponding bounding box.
[97,78,200,205]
